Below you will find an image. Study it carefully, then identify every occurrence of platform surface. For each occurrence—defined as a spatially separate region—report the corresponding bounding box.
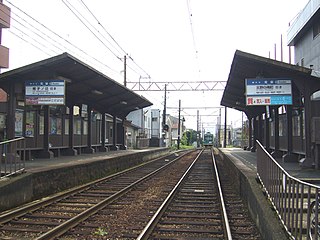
[220,148,320,182]
[23,148,158,173]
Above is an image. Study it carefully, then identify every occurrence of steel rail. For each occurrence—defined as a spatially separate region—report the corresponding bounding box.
[211,149,232,240]
[0,151,184,224]
[35,150,193,240]
[136,149,204,239]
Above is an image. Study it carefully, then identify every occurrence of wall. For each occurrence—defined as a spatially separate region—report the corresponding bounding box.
[294,17,320,72]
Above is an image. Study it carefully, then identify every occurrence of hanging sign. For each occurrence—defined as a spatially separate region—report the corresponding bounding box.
[25,80,65,105]
[245,78,292,106]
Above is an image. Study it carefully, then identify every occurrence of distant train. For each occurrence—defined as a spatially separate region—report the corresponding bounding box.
[203,132,213,147]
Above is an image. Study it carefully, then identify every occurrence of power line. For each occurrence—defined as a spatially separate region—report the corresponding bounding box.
[8,29,52,56]
[78,0,127,55]
[62,0,122,60]
[77,0,151,79]
[5,0,122,76]
[186,0,200,75]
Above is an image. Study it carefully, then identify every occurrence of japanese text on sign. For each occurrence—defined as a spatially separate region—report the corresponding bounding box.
[25,80,65,105]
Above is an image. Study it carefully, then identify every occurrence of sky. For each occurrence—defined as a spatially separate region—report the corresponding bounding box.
[2,0,310,132]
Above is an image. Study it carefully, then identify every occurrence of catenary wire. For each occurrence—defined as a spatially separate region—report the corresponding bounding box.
[4,0,122,76]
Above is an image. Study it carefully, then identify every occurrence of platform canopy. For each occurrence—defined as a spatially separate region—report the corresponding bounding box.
[221,50,320,117]
[0,52,152,118]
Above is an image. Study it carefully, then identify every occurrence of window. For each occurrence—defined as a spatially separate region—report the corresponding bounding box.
[292,115,300,136]
[109,126,113,139]
[313,18,320,39]
[50,117,62,135]
[65,118,69,135]
[25,111,35,137]
[15,109,23,137]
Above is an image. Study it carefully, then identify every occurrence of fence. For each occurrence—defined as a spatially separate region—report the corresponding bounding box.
[0,137,26,179]
[256,140,320,240]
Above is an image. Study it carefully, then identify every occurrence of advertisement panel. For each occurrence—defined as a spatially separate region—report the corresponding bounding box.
[245,78,292,106]
[25,80,65,105]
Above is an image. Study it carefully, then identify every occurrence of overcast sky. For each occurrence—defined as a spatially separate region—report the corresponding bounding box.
[2,0,309,131]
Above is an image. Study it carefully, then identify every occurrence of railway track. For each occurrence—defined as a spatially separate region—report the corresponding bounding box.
[0,150,195,239]
[0,149,262,239]
[137,148,262,239]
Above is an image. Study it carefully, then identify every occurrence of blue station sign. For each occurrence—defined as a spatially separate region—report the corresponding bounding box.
[25,80,65,105]
[245,78,292,106]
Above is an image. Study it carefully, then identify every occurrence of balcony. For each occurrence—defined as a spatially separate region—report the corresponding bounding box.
[0,45,9,68]
[287,0,320,45]
[0,3,10,28]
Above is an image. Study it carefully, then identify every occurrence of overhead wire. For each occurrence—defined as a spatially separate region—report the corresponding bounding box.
[6,1,172,110]
[4,0,122,76]
[61,0,122,60]
[60,1,155,97]
[186,0,200,77]
[77,0,151,79]
[78,0,127,55]
[10,12,64,54]
[8,29,53,56]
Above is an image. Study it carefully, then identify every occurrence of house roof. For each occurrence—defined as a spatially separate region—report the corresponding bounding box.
[0,52,152,118]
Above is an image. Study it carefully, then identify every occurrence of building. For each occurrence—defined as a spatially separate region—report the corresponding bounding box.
[126,108,162,148]
[287,0,320,166]
[0,1,10,70]
[287,0,320,73]
[165,114,185,147]
[0,53,152,159]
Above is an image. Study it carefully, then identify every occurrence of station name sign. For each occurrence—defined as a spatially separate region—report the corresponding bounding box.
[25,80,65,105]
[245,78,292,106]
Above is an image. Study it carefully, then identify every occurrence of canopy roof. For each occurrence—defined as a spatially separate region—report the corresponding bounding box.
[0,53,152,118]
[221,50,319,117]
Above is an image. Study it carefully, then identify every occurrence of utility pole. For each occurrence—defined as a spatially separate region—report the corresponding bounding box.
[197,110,200,147]
[224,106,227,148]
[162,84,167,127]
[218,108,221,147]
[124,55,127,86]
[162,84,167,147]
[177,99,181,149]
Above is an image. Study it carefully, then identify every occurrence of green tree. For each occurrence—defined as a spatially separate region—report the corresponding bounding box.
[181,132,188,146]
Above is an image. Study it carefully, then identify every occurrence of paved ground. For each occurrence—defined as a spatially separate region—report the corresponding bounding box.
[18,147,320,183]
[23,149,152,172]
[220,148,320,183]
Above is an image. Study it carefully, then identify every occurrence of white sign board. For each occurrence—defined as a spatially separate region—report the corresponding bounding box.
[245,78,292,106]
[25,80,65,105]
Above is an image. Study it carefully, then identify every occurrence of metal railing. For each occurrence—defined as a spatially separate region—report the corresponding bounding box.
[0,137,26,179]
[256,140,320,240]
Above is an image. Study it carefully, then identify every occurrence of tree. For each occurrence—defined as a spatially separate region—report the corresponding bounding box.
[185,129,198,146]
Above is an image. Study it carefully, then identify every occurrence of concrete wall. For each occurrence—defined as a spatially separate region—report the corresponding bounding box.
[0,148,169,212]
[294,28,320,71]
[217,150,289,240]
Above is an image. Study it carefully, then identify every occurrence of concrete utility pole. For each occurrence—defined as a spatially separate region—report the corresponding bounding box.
[177,99,181,150]
[162,84,167,127]
[162,84,167,147]
[124,55,127,86]
[224,106,227,148]
[197,110,200,147]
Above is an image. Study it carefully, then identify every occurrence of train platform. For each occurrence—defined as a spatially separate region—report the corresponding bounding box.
[0,147,170,212]
[24,149,149,173]
[220,147,320,183]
